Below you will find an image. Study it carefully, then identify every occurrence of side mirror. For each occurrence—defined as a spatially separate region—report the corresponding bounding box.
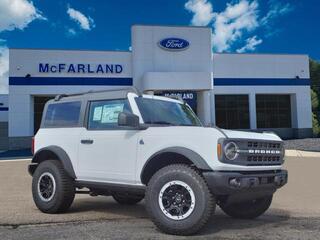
[118,112,140,128]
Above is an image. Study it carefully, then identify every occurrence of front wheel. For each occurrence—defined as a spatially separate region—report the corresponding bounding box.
[219,195,273,219]
[145,164,215,235]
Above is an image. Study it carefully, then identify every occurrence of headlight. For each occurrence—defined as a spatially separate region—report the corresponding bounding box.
[224,142,239,160]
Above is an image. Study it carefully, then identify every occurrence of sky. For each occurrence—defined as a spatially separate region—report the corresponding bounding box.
[0,0,319,93]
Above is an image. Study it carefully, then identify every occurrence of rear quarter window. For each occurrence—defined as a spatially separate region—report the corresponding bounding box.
[44,101,82,127]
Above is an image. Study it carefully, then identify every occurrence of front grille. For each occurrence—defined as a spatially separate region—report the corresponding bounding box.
[247,155,281,165]
[245,141,283,166]
[220,139,284,166]
[248,141,281,149]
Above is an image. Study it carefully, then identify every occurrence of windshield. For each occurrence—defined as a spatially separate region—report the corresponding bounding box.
[135,97,202,126]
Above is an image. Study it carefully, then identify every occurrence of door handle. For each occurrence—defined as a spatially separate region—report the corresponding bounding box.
[81,139,94,144]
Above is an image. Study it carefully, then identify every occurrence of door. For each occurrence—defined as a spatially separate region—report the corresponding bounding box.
[77,99,139,184]
[34,96,54,134]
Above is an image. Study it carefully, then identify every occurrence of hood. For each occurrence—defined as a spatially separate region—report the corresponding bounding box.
[219,128,282,142]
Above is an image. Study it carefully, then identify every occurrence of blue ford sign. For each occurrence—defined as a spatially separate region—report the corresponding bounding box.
[159,38,189,51]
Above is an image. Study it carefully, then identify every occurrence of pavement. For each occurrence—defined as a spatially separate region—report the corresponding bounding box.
[0,155,320,239]
[285,149,320,158]
[284,138,320,152]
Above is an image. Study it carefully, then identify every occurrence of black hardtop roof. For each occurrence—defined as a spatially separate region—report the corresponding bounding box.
[50,87,141,103]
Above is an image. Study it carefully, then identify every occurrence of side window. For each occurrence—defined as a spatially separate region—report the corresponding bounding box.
[87,99,131,130]
[44,101,81,127]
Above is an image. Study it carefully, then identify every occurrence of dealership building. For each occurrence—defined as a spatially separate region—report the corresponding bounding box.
[0,25,312,150]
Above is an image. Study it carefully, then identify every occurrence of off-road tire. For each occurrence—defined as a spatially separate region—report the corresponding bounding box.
[219,195,273,219]
[32,160,75,213]
[112,193,144,205]
[145,164,215,235]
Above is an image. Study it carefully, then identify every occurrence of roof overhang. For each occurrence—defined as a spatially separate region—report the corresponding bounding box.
[142,72,212,91]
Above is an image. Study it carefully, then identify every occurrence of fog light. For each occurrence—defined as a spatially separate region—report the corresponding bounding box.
[274,176,283,186]
[229,178,241,188]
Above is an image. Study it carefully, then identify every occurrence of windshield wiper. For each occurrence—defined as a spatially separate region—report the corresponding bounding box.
[145,122,197,126]
[145,121,175,125]
[176,123,195,126]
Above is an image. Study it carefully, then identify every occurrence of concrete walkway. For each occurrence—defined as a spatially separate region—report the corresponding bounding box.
[285,149,320,157]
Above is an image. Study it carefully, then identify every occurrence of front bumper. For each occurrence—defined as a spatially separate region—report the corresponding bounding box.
[203,170,287,203]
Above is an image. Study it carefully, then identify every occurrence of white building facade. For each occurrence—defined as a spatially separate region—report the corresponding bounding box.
[5,25,312,150]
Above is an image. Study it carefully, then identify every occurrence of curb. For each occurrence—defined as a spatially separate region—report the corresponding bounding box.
[0,158,31,162]
[285,149,320,158]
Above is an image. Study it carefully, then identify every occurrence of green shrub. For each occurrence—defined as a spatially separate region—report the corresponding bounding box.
[311,89,319,110]
[312,113,320,136]
[310,59,320,137]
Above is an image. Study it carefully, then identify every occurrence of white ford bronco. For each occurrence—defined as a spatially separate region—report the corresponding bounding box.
[29,87,287,235]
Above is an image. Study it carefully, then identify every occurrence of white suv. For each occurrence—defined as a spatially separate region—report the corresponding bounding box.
[29,87,287,235]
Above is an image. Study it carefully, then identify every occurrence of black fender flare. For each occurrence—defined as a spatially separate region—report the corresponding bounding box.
[140,147,212,183]
[29,145,76,179]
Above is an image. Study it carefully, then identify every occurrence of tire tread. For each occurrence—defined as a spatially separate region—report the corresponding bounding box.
[145,164,214,235]
[112,193,144,205]
[220,195,273,219]
[32,160,75,213]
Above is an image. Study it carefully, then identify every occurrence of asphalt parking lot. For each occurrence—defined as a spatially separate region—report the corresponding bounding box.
[0,155,320,239]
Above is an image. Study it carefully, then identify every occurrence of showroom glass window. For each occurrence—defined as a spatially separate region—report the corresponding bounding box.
[215,95,250,129]
[44,101,81,127]
[256,95,291,128]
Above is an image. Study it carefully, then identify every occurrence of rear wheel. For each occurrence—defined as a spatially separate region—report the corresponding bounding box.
[145,164,214,235]
[219,195,273,219]
[112,193,144,205]
[32,160,75,213]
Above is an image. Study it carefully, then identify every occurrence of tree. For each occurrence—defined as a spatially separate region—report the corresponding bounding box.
[310,59,320,137]
[310,59,320,93]
[311,89,319,110]
[312,113,320,136]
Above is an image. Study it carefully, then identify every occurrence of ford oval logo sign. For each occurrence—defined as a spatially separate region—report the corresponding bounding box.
[159,38,189,51]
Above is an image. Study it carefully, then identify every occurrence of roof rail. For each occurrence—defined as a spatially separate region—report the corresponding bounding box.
[54,87,141,101]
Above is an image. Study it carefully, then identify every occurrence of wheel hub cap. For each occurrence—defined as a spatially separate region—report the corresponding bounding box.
[37,172,56,202]
[158,180,195,220]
